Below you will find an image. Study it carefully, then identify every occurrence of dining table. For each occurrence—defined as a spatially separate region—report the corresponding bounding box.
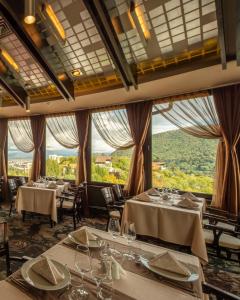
[15,181,70,223]
[121,193,208,264]
[0,226,208,300]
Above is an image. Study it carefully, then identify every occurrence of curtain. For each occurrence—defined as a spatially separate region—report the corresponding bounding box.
[212,85,240,215]
[154,96,220,139]
[8,119,34,152]
[0,118,8,199]
[30,115,45,181]
[75,110,90,186]
[92,109,133,149]
[126,101,152,195]
[46,114,78,148]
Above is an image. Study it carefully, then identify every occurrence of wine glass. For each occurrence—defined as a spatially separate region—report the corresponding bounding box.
[122,222,136,260]
[91,262,113,300]
[71,245,92,299]
[107,217,121,257]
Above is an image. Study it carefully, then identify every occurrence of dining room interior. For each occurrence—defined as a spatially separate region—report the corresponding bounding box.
[0,0,239,299]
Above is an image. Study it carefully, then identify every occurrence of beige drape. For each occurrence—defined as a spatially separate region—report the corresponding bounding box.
[8,119,34,152]
[75,110,90,185]
[0,118,8,200]
[212,85,240,215]
[46,114,78,148]
[126,101,152,196]
[30,115,45,181]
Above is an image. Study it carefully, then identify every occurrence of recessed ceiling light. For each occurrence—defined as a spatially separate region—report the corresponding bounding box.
[58,73,67,81]
[71,69,81,77]
[24,0,36,25]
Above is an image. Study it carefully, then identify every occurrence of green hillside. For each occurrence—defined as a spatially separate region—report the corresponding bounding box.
[113,129,218,176]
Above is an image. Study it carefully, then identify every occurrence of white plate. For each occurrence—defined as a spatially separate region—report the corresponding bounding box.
[21,258,70,291]
[68,232,100,248]
[140,255,199,283]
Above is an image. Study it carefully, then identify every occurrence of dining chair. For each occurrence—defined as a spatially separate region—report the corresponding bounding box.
[17,176,26,186]
[8,178,18,217]
[202,282,240,299]
[112,184,130,204]
[0,218,10,276]
[57,187,83,230]
[203,213,240,262]
[101,187,124,231]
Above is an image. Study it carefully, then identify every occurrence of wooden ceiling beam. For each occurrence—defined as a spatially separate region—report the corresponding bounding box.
[83,0,137,90]
[215,0,227,69]
[0,76,27,107]
[0,1,75,101]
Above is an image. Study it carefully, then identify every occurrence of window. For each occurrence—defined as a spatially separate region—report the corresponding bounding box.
[152,103,218,194]
[8,132,33,177]
[91,114,132,184]
[46,127,77,180]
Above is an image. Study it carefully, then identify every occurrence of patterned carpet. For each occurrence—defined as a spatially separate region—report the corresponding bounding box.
[0,209,239,297]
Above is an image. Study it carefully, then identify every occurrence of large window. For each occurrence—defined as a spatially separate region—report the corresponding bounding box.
[46,127,77,180]
[152,104,218,194]
[8,132,33,177]
[91,116,132,184]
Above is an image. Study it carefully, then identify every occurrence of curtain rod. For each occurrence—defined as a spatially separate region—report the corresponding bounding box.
[5,80,240,120]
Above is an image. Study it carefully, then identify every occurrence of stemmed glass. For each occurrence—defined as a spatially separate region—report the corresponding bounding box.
[91,262,113,300]
[70,245,92,299]
[122,222,136,260]
[107,217,121,257]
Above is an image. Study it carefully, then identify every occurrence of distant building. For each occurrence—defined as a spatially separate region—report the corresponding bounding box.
[152,161,166,170]
[95,156,112,167]
[49,155,63,163]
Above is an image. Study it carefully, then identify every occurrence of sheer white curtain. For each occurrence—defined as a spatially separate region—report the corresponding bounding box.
[8,119,34,152]
[46,114,79,149]
[92,109,134,149]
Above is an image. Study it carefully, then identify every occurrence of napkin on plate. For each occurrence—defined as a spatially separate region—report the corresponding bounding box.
[177,197,198,209]
[26,180,34,187]
[182,192,201,202]
[149,251,191,276]
[56,179,64,185]
[103,256,126,281]
[72,228,97,245]
[135,192,152,202]
[48,182,57,189]
[31,256,64,285]
[147,188,161,196]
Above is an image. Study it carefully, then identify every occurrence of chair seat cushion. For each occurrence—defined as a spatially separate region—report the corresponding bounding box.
[204,230,240,249]
[109,210,121,219]
[57,200,73,209]
[219,234,240,250]
[203,219,235,231]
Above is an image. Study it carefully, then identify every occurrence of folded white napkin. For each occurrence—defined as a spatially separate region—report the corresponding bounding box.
[149,251,191,276]
[56,179,64,185]
[182,192,199,202]
[72,228,97,245]
[135,192,152,202]
[103,256,126,281]
[48,182,57,189]
[31,256,64,285]
[147,188,161,196]
[177,197,198,209]
[26,180,34,187]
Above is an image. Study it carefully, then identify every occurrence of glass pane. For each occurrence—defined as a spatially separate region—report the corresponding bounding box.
[8,131,33,177]
[46,127,77,180]
[152,107,218,194]
[91,117,132,184]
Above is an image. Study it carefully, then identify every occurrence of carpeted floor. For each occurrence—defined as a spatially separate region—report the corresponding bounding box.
[0,208,239,296]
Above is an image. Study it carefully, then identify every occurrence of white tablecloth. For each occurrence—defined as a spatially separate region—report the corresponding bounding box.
[121,197,208,264]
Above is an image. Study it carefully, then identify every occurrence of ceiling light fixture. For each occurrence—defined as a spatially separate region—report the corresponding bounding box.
[71,69,81,77]
[42,3,66,43]
[24,0,36,25]
[0,49,19,72]
[26,96,31,112]
[129,1,150,46]
[58,73,67,81]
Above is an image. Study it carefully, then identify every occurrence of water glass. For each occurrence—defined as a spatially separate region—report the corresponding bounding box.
[122,222,136,260]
